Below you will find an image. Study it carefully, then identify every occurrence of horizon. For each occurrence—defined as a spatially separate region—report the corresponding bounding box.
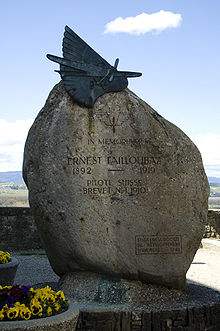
[0,1,219,176]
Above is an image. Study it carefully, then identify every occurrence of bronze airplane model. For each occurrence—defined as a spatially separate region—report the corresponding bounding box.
[47,26,142,108]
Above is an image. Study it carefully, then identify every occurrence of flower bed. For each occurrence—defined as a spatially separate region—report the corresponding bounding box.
[0,285,69,321]
[0,251,11,264]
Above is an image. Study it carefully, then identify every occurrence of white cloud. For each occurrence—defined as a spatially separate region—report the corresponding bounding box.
[104,10,182,35]
[204,165,220,178]
[190,134,220,178]
[0,119,33,171]
[190,134,220,165]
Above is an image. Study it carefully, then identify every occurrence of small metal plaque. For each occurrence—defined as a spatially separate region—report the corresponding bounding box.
[135,235,182,255]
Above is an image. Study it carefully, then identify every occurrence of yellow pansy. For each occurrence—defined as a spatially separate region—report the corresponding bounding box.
[47,306,52,316]
[54,302,61,311]
[20,307,32,320]
[3,285,12,290]
[7,307,19,320]
[45,286,52,292]
[2,304,9,312]
[56,290,65,301]
[30,301,43,316]
[47,294,56,303]
[14,302,25,307]
[0,251,11,263]
[0,309,4,320]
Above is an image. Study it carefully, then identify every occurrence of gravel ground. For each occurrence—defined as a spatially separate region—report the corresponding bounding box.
[13,249,59,287]
[186,238,220,292]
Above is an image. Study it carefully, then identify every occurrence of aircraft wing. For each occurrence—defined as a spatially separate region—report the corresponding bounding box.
[63,26,112,69]
[46,54,86,73]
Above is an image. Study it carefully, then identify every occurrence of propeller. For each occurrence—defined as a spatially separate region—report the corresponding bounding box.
[109,58,119,82]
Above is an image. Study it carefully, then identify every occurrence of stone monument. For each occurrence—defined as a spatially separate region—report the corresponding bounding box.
[23,27,209,294]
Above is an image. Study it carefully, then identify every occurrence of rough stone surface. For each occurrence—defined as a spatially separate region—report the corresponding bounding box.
[59,271,220,311]
[23,81,209,290]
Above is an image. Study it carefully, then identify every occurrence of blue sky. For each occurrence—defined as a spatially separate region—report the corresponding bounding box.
[0,0,219,176]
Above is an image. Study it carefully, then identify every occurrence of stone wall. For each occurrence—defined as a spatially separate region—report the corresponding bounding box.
[0,207,219,251]
[0,207,43,251]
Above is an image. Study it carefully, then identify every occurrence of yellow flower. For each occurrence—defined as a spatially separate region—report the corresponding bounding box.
[5,252,10,259]
[0,251,11,263]
[0,309,4,320]
[45,286,52,292]
[30,301,43,316]
[7,307,19,320]
[20,307,32,320]
[3,286,12,290]
[13,303,26,318]
[47,294,56,303]
[56,290,65,301]
[2,304,9,312]
[47,306,52,316]
[40,294,48,302]
[54,302,61,311]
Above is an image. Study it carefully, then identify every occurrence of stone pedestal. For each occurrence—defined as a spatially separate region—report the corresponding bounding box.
[59,273,220,331]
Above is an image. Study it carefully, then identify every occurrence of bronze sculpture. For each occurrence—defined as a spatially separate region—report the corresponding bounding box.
[47,26,142,108]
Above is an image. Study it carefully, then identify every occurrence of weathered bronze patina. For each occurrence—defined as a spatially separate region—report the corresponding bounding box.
[47,26,142,107]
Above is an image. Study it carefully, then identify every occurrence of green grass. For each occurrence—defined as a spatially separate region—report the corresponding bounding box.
[208,197,220,210]
[210,184,220,194]
[209,183,220,210]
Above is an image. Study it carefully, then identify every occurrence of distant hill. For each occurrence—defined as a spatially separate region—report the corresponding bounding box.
[0,171,220,185]
[208,177,220,184]
[0,171,24,183]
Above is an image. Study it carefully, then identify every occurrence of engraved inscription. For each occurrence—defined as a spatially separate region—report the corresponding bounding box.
[83,179,112,195]
[82,178,147,195]
[107,156,160,166]
[67,154,161,176]
[88,137,153,146]
[135,235,182,255]
[95,111,129,134]
[66,147,162,196]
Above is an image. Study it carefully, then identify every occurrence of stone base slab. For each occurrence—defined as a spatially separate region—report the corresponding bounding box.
[59,271,220,330]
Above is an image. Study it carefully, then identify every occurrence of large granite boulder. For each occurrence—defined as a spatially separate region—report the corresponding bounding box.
[23,81,209,290]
